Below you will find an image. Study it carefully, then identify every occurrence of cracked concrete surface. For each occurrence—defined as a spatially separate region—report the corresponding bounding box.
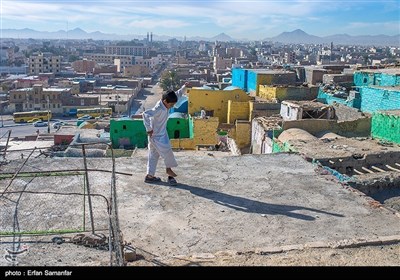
[1,150,400,266]
[117,150,400,260]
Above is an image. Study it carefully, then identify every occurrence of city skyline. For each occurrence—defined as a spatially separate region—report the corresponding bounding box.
[1,0,399,41]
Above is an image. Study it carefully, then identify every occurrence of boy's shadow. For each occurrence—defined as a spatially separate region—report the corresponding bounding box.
[153,181,344,221]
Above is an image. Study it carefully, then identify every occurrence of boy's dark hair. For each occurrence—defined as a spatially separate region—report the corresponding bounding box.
[162,90,178,103]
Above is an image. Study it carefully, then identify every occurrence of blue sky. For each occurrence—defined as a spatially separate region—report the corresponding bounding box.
[1,0,399,40]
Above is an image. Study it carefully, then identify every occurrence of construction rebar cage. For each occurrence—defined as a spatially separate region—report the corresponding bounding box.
[0,142,129,266]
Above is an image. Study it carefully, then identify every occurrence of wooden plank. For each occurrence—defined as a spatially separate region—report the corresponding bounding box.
[371,165,386,172]
[361,166,375,174]
[386,165,400,172]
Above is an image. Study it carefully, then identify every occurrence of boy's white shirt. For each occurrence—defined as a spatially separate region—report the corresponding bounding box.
[142,84,187,150]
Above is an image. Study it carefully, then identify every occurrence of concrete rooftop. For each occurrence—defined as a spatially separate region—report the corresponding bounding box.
[1,149,400,265]
[120,150,400,257]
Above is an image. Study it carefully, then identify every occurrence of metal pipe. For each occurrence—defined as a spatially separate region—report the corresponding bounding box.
[81,145,95,234]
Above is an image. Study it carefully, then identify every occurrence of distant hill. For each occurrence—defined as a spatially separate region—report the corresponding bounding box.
[264,29,400,46]
[1,27,398,46]
[0,28,236,42]
[268,29,321,44]
[0,28,145,41]
[210,33,235,42]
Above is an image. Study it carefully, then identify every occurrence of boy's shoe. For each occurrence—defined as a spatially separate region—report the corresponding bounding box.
[144,176,162,183]
[168,176,178,186]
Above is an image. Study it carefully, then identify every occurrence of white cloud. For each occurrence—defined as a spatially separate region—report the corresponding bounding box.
[348,21,400,34]
[1,0,397,38]
[128,19,190,29]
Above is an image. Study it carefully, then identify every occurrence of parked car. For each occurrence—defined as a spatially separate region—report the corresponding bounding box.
[78,115,94,121]
[53,121,67,129]
[27,118,41,123]
[33,120,48,127]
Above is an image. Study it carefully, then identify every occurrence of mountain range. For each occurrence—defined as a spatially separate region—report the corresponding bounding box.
[263,29,400,46]
[1,28,399,46]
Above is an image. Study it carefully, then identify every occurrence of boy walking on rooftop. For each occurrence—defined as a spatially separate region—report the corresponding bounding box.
[142,82,189,186]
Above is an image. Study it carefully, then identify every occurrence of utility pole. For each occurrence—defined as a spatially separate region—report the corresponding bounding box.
[47,96,50,133]
[169,70,173,90]
[116,94,120,117]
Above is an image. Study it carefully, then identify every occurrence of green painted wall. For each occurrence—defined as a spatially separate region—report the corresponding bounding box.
[272,139,297,153]
[110,119,148,149]
[371,111,400,144]
[110,116,193,149]
[167,116,190,139]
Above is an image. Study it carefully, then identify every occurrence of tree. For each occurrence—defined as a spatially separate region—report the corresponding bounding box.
[68,55,80,62]
[160,70,179,91]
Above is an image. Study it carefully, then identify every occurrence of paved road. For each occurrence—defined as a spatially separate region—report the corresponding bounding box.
[0,117,77,138]
[130,84,163,116]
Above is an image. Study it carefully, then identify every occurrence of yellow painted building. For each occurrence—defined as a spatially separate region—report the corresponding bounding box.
[188,88,252,123]
[235,120,251,148]
[227,100,251,124]
[258,85,318,101]
[171,117,220,150]
[170,87,254,151]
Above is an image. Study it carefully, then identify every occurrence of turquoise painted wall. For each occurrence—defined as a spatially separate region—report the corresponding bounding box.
[359,87,400,113]
[247,71,257,94]
[380,73,400,86]
[354,72,376,86]
[231,68,248,91]
[354,72,400,87]
[317,89,356,107]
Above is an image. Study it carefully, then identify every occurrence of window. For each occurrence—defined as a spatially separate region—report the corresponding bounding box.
[287,107,291,117]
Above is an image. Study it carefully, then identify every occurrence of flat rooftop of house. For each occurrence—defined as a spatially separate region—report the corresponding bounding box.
[358,68,400,75]
[250,69,294,74]
[254,116,282,130]
[377,109,400,116]
[1,150,399,265]
[370,85,400,90]
[282,100,328,110]
[281,135,400,159]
